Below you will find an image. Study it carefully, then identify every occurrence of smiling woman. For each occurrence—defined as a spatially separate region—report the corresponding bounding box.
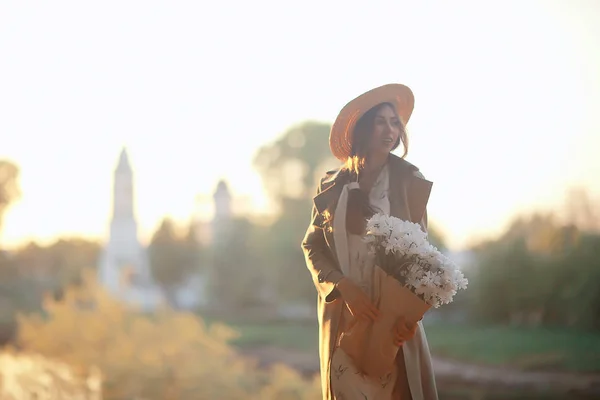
[301,84,438,400]
[344,102,409,236]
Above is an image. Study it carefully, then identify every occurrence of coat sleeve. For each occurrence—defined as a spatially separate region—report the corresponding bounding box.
[301,182,344,303]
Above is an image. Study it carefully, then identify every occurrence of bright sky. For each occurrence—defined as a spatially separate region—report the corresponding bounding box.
[1,0,599,251]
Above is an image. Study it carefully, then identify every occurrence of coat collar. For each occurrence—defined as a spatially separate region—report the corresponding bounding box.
[313,154,432,224]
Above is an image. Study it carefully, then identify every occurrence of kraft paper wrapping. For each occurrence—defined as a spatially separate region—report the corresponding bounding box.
[339,266,431,379]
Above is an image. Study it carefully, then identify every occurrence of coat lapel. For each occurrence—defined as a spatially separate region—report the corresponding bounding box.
[313,168,346,216]
[312,168,348,264]
[388,155,433,225]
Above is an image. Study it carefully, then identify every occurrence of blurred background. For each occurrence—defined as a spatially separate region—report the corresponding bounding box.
[1,0,599,399]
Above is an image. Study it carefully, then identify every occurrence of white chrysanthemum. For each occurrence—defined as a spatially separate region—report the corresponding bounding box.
[437,289,456,305]
[364,213,468,308]
[365,213,392,236]
[405,275,422,289]
[422,271,441,288]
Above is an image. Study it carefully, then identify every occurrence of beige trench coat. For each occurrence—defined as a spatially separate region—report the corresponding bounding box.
[301,154,439,400]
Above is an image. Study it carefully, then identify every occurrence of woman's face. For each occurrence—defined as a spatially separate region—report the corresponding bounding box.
[367,104,402,157]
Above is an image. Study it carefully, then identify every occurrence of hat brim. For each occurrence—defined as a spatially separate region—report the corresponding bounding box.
[329,83,415,161]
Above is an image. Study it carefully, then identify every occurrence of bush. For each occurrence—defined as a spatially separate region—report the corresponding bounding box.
[0,351,101,399]
[14,269,321,400]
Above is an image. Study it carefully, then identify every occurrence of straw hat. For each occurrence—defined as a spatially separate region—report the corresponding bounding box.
[329,83,415,161]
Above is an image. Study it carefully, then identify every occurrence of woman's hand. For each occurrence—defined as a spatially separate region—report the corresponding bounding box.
[336,277,380,322]
[393,316,417,346]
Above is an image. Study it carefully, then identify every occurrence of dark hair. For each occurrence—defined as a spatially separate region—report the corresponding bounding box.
[344,102,409,234]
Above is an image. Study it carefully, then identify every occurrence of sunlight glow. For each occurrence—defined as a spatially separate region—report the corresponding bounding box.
[1,0,599,251]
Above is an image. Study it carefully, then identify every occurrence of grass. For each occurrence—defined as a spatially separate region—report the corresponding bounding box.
[219,317,600,373]
[228,319,318,352]
[423,322,600,373]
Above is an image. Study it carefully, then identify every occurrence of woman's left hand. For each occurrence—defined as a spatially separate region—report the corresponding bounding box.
[393,316,417,346]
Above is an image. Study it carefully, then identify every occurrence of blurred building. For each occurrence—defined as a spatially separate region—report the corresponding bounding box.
[192,179,233,248]
[191,179,233,311]
[97,148,163,311]
[97,148,276,313]
[97,148,222,312]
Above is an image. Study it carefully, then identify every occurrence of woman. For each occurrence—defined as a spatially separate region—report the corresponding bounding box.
[301,84,438,400]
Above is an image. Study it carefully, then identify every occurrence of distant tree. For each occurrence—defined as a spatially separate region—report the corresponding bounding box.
[47,238,102,286]
[469,207,600,331]
[209,216,267,310]
[253,120,338,206]
[148,218,200,305]
[12,238,101,285]
[0,160,20,236]
[252,122,338,305]
[0,237,102,346]
[564,187,600,232]
[259,197,318,303]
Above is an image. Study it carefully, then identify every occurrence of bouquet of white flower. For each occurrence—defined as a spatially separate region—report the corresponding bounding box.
[340,213,468,378]
[364,213,468,308]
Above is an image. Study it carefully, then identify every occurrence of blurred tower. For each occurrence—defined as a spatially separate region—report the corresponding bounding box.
[191,180,233,247]
[204,179,234,310]
[213,180,232,221]
[109,148,141,259]
[211,179,234,246]
[98,148,160,309]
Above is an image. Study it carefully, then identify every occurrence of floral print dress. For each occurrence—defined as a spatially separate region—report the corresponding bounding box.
[330,163,397,400]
